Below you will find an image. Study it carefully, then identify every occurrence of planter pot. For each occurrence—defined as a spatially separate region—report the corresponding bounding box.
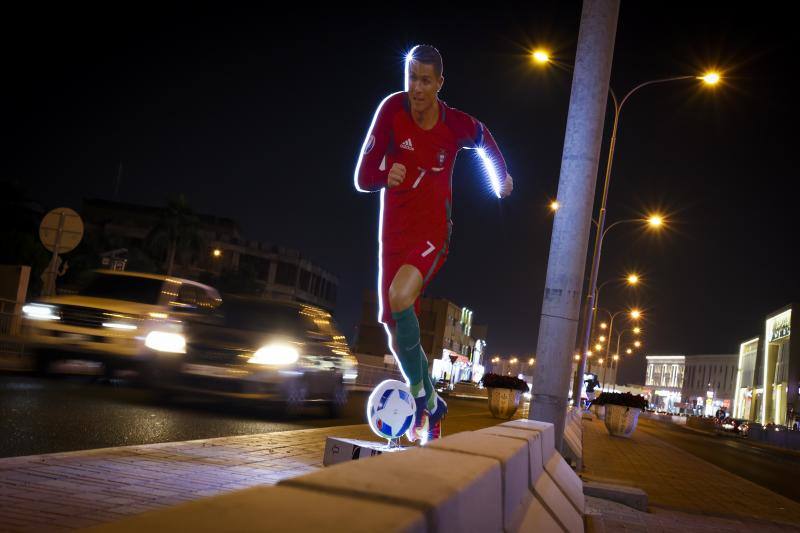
[603,404,641,437]
[590,404,606,420]
[487,387,521,419]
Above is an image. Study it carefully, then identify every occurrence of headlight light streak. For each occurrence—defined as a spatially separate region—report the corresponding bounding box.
[248,344,300,366]
[144,331,186,353]
[22,304,60,321]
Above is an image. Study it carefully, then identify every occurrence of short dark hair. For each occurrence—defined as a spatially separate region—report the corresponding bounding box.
[412,45,443,78]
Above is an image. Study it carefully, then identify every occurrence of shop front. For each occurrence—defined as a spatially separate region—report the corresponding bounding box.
[733,337,760,421]
[761,306,796,426]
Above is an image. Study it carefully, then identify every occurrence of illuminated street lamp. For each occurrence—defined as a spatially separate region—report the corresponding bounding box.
[599,335,606,342]
[529,358,535,365]
[532,49,550,64]
[573,354,580,361]
[550,200,561,212]
[634,340,642,348]
[600,322,607,330]
[701,71,721,85]
[212,249,222,258]
[633,327,641,334]
[595,343,603,351]
[626,348,633,355]
[566,65,720,402]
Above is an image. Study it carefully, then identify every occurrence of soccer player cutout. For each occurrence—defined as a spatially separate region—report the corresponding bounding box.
[355,45,513,442]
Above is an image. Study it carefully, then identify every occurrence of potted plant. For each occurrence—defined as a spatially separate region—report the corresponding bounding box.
[480,373,529,419]
[593,392,647,437]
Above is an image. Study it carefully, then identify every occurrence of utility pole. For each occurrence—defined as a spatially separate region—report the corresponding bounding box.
[530,0,619,448]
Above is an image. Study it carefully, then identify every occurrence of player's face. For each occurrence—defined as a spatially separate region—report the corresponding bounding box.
[408,61,443,114]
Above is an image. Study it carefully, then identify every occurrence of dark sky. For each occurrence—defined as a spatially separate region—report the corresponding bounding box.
[4,3,798,384]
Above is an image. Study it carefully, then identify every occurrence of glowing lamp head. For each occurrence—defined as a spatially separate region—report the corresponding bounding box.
[627,348,633,354]
[598,359,604,365]
[599,336,606,342]
[627,274,639,285]
[550,200,560,212]
[600,323,608,330]
[613,355,619,361]
[586,350,593,357]
[574,354,580,361]
[630,310,642,320]
[633,327,641,334]
[647,215,664,228]
[702,71,721,85]
[532,49,550,64]
[634,341,642,348]
[529,358,535,365]
[595,343,603,351]
[212,249,222,257]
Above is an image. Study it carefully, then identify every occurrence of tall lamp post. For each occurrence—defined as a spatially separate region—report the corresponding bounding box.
[610,327,642,390]
[597,308,641,390]
[533,50,722,405]
[571,74,719,403]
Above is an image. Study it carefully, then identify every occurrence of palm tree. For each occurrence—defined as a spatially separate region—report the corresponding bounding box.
[148,195,205,276]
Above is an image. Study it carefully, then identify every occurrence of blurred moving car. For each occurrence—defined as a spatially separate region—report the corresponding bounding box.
[22,270,221,377]
[154,296,357,416]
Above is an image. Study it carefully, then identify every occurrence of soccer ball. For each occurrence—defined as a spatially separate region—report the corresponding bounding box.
[367,379,416,440]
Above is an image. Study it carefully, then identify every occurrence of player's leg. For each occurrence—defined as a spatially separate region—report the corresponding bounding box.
[388,264,425,396]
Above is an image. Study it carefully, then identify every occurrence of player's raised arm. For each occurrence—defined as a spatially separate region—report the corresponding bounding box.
[454,111,513,198]
[354,91,403,193]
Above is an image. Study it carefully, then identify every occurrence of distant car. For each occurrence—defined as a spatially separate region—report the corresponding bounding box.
[153,296,357,417]
[22,270,221,377]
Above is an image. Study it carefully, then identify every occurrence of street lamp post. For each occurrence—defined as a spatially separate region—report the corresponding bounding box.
[570,73,719,404]
[610,327,641,390]
[597,309,640,391]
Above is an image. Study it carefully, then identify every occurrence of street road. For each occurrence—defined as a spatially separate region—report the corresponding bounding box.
[0,374,489,459]
[639,416,800,503]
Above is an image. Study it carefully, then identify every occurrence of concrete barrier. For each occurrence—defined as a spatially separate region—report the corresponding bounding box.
[88,419,585,532]
[561,409,583,470]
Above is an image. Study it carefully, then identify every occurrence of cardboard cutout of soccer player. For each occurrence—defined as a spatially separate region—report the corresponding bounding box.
[355,45,513,442]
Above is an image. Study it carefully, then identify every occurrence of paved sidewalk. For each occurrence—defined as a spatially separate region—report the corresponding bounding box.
[583,415,800,530]
[0,410,521,532]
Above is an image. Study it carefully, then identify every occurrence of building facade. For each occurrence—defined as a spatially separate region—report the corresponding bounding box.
[760,305,798,426]
[681,354,737,416]
[644,355,685,412]
[353,291,488,384]
[733,337,761,421]
[81,198,338,311]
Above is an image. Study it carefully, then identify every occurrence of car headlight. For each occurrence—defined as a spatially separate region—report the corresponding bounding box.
[145,331,186,353]
[102,322,138,331]
[22,303,60,321]
[248,344,299,366]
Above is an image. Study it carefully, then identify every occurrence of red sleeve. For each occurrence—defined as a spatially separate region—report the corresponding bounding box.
[354,92,404,193]
[448,108,509,190]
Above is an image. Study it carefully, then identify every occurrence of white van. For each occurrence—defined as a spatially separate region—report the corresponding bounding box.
[22,269,221,377]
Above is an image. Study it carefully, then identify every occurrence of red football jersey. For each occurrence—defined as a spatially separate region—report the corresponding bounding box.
[355,91,508,254]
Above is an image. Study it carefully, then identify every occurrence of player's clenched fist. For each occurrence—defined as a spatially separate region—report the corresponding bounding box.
[387,163,406,188]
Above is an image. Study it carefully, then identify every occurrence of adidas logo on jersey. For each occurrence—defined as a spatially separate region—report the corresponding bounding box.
[400,138,414,151]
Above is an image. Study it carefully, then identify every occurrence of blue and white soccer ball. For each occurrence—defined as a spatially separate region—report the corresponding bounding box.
[367,379,416,440]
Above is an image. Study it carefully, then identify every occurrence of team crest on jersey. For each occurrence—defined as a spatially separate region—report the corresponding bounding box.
[364,135,375,155]
[437,149,447,167]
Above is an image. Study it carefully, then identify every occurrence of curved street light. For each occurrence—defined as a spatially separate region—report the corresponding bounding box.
[530,55,722,403]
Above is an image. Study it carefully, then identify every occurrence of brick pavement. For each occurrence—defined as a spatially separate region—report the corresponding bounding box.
[0,409,517,532]
[583,414,800,530]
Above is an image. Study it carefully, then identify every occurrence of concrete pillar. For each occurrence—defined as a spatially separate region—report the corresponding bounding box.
[531,0,620,447]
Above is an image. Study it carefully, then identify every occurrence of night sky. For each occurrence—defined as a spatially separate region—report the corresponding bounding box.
[4,3,798,384]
